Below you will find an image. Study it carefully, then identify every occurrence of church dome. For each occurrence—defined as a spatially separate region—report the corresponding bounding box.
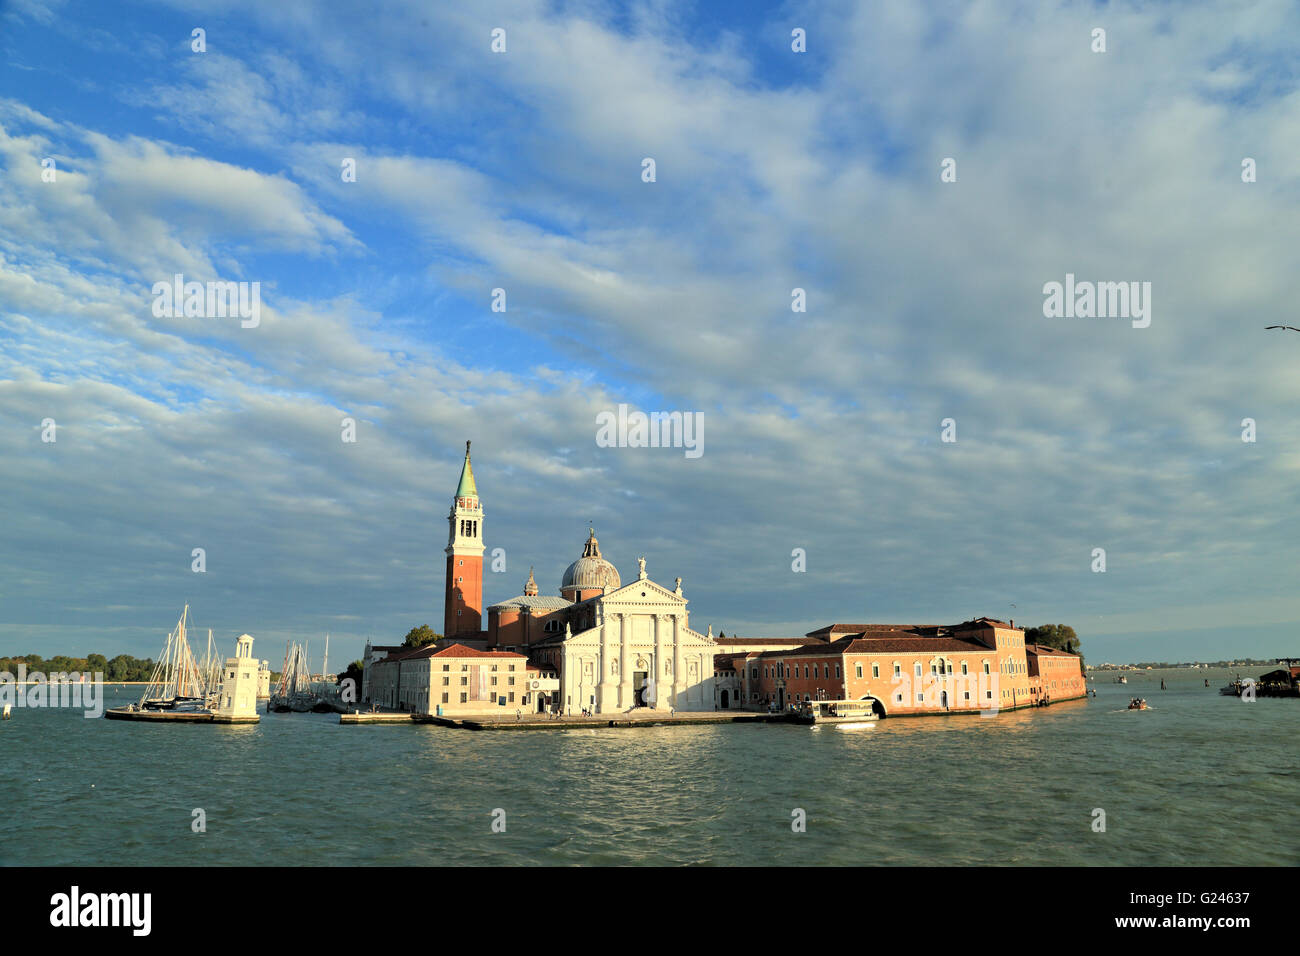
[561,528,621,594]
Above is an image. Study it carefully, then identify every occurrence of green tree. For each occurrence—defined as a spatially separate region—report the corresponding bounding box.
[106,655,132,681]
[1024,624,1083,664]
[337,660,364,688]
[402,625,441,649]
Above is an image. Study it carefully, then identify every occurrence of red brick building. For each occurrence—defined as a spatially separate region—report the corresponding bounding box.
[729,618,1084,717]
[1026,643,1087,703]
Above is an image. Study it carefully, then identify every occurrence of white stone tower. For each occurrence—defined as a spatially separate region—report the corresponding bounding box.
[213,633,261,723]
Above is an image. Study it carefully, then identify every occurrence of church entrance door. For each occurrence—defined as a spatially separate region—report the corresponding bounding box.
[720,690,729,708]
[633,671,648,707]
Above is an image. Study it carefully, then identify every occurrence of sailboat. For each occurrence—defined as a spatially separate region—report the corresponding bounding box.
[105,606,261,724]
[310,633,342,711]
[137,605,210,712]
[197,628,225,702]
[268,640,320,713]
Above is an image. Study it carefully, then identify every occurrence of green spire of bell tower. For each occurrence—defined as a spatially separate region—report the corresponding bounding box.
[455,440,478,499]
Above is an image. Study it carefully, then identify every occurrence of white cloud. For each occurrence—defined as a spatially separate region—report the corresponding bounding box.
[4,1,1300,664]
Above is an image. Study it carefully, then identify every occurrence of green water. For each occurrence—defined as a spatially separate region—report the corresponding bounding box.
[2,668,1296,866]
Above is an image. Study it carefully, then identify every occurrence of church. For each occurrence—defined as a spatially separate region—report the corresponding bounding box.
[440,441,719,715]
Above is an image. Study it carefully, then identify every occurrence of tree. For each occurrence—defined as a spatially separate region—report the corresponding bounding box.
[337,660,364,688]
[1024,624,1083,663]
[106,655,132,681]
[402,625,441,648]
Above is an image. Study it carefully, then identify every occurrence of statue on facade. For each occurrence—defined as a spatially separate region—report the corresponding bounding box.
[638,556,647,579]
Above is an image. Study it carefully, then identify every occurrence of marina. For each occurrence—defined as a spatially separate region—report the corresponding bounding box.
[103,607,261,724]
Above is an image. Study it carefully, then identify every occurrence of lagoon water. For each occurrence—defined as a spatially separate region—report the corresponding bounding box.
[2,668,1296,866]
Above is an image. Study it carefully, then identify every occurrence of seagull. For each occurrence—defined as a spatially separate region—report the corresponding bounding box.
[1265,326,1300,331]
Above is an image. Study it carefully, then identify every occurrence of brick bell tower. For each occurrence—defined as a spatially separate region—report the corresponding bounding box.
[444,440,485,637]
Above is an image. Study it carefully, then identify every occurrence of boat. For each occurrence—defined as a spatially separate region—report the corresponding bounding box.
[1128,698,1147,711]
[267,640,321,713]
[794,699,879,726]
[1116,676,1128,684]
[134,605,211,713]
[104,606,259,723]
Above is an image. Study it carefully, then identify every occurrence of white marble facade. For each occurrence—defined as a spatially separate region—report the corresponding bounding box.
[559,577,717,714]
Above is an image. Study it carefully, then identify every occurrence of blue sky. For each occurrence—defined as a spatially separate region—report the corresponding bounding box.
[2,0,1299,668]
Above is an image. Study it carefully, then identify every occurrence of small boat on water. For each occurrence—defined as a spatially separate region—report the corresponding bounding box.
[1128,698,1148,711]
[1219,673,1248,696]
[794,699,879,726]
[1116,676,1128,684]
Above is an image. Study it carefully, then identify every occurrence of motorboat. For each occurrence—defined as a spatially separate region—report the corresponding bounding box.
[794,699,879,725]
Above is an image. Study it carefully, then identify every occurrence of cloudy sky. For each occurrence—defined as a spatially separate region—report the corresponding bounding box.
[2,0,1298,668]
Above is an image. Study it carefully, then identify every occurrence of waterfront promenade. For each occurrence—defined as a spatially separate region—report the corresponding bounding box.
[339,708,794,730]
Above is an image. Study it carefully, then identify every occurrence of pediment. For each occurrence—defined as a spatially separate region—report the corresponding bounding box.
[600,577,686,608]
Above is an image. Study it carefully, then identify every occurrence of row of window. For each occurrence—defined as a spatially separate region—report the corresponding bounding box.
[750,658,1007,682]
[440,691,518,704]
[754,662,844,680]
[893,690,993,704]
[440,676,516,686]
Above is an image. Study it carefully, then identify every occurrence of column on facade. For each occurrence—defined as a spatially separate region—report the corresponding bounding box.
[652,614,666,710]
[619,612,632,708]
[671,614,684,709]
[598,614,616,713]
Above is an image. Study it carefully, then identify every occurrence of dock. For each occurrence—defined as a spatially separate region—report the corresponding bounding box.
[103,707,259,724]
[339,710,796,730]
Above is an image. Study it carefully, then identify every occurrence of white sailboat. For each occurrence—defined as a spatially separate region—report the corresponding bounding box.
[137,605,209,711]
[268,640,319,712]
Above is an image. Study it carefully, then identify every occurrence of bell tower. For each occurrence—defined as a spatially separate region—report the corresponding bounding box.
[444,441,485,637]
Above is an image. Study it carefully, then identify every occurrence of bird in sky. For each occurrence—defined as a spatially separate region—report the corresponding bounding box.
[1265,326,1300,331]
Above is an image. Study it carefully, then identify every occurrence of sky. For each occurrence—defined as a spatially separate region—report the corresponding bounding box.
[1,0,1298,668]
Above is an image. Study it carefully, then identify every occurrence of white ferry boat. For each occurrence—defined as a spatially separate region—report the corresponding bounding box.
[794,699,879,727]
